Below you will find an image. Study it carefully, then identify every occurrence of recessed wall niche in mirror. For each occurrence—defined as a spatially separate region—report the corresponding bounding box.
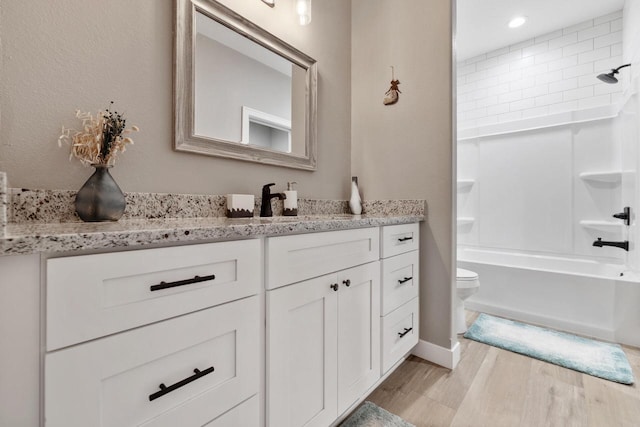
[175,0,318,170]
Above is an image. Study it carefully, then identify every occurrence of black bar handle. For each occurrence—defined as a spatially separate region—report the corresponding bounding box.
[149,366,215,402]
[398,277,413,284]
[398,327,413,338]
[343,279,351,287]
[150,274,216,292]
[398,236,413,242]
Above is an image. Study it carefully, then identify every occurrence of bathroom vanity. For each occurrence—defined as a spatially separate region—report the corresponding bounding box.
[0,211,422,427]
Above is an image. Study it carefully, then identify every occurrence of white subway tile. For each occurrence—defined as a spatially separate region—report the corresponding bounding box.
[476,76,499,89]
[457,63,476,76]
[611,18,623,33]
[498,50,523,64]
[612,43,623,57]
[487,103,510,116]
[476,95,499,108]
[498,70,523,84]
[486,46,510,59]
[457,75,466,85]
[466,69,489,83]
[563,40,594,57]
[510,39,534,51]
[487,63,511,76]
[498,111,522,122]
[459,101,477,112]
[578,22,610,42]
[510,77,536,91]
[523,63,549,78]
[535,92,563,107]
[535,48,563,64]
[499,90,523,103]
[510,98,536,111]
[548,56,578,72]
[521,106,549,119]
[457,92,474,103]
[563,20,593,35]
[594,82,623,95]
[535,30,563,44]
[549,78,578,93]
[476,56,499,70]
[486,83,510,97]
[523,85,549,98]
[477,116,499,127]
[549,33,578,50]
[458,82,476,94]
[467,108,488,119]
[535,70,563,85]
[563,86,594,101]
[578,74,598,87]
[465,53,487,65]
[471,88,489,100]
[548,100,578,114]
[563,63,594,79]
[594,11,623,25]
[595,55,623,73]
[578,94,611,109]
[594,31,622,49]
[510,56,535,71]
[523,42,549,58]
[611,92,623,105]
[578,46,610,64]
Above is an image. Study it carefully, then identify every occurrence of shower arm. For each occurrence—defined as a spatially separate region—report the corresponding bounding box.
[612,64,631,74]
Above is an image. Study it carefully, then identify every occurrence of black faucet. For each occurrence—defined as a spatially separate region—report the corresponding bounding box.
[260,183,286,217]
[593,238,629,251]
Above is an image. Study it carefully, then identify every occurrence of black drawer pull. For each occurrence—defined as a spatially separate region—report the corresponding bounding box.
[398,277,413,284]
[150,274,216,292]
[398,327,413,338]
[149,366,215,401]
[330,283,339,291]
[343,279,351,287]
[398,236,413,242]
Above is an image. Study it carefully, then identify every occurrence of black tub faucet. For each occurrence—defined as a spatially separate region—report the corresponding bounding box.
[260,183,286,217]
[593,238,629,251]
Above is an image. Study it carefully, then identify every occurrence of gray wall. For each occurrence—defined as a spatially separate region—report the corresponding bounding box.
[351,0,455,350]
[0,0,351,198]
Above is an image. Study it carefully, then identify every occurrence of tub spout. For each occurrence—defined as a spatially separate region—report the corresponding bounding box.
[593,238,629,251]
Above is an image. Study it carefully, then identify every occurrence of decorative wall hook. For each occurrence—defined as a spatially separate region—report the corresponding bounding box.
[383,66,401,106]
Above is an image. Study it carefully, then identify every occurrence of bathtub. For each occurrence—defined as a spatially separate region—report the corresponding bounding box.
[458,247,640,347]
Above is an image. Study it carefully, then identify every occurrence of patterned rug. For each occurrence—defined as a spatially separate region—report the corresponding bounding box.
[464,313,635,385]
[340,401,414,427]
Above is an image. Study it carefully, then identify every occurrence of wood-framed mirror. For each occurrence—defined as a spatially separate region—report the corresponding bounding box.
[174,0,318,170]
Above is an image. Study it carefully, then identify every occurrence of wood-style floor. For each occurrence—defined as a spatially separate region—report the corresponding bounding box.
[366,312,640,427]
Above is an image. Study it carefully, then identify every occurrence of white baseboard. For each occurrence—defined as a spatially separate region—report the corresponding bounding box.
[411,339,460,369]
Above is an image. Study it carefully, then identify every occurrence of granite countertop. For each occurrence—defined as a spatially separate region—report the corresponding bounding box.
[1,213,424,256]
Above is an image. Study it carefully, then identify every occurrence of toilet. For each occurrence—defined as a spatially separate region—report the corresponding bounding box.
[456,268,480,334]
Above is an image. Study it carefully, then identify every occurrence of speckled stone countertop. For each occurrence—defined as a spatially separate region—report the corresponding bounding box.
[1,213,424,256]
[0,182,425,256]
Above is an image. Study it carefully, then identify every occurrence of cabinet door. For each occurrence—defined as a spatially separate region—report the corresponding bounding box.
[267,274,338,427]
[336,262,381,414]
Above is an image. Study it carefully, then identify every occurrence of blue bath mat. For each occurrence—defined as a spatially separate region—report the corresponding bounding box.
[340,401,414,427]
[464,314,634,385]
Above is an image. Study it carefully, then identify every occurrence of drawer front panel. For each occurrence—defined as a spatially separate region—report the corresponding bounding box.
[47,239,261,350]
[45,296,259,427]
[381,297,419,374]
[380,223,420,258]
[381,251,419,316]
[204,394,259,427]
[266,227,379,290]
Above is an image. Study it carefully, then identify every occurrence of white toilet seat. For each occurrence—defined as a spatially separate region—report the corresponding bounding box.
[456,268,480,289]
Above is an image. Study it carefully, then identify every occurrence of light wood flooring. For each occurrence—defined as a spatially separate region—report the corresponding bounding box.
[366,311,640,427]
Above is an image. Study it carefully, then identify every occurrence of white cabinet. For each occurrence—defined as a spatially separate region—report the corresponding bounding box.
[266,229,382,427]
[44,240,262,427]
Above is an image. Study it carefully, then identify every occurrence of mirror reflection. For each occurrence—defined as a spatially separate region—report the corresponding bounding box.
[174,0,317,170]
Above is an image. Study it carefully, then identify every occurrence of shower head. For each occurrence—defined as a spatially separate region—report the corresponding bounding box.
[597,63,631,84]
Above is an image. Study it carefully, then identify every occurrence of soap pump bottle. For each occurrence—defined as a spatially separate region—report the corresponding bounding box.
[349,176,362,215]
[283,181,298,216]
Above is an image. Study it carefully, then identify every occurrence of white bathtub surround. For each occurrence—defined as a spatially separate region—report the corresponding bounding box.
[459,247,640,348]
[458,11,624,130]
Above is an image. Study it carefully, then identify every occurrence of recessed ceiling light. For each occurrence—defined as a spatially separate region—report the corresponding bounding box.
[508,16,527,29]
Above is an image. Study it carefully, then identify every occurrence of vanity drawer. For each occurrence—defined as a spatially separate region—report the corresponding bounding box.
[381,250,419,316]
[266,227,379,290]
[47,239,261,350]
[381,297,419,374]
[380,223,419,258]
[45,296,259,427]
[205,394,259,427]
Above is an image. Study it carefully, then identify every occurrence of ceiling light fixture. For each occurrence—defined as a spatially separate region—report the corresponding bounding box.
[296,0,311,25]
[261,0,275,7]
[508,16,527,29]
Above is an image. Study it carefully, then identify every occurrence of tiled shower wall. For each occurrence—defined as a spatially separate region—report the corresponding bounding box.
[457,11,624,130]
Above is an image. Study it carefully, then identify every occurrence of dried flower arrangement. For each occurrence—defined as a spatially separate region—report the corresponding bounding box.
[58,102,139,166]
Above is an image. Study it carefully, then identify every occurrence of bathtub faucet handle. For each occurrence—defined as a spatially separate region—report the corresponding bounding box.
[613,206,631,226]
